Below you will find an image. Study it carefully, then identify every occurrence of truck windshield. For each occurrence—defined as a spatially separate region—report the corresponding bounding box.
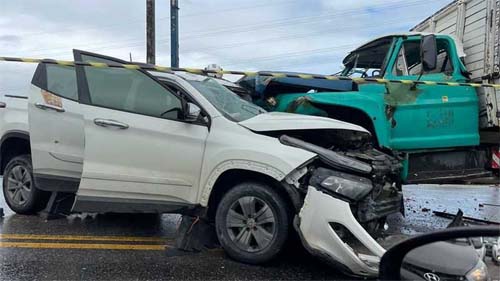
[341,38,393,78]
[185,75,266,122]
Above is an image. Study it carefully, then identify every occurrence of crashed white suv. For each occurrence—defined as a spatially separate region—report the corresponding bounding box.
[0,50,402,276]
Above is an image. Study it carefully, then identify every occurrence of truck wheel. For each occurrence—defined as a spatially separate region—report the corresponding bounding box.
[2,155,49,214]
[215,182,289,264]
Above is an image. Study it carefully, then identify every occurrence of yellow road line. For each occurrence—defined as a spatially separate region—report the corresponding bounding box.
[0,233,170,243]
[0,241,166,251]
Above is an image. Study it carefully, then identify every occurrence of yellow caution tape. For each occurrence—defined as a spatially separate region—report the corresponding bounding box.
[0,56,498,89]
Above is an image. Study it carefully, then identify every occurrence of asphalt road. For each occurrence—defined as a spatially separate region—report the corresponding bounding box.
[0,180,499,280]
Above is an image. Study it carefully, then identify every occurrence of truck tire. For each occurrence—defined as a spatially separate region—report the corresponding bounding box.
[215,182,289,264]
[2,155,49,214]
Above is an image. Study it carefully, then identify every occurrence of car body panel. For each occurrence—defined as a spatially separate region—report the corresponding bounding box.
[75,103,209,205]
[198,115,316,206]
[71,50,210,209]
[238,111,369,134]
[28,71,84,188]
[298,186,386,277]
[0,96,29,137]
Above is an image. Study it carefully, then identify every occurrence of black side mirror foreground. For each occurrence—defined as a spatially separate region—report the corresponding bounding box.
[420,34,438,72]
[379,226,500,280]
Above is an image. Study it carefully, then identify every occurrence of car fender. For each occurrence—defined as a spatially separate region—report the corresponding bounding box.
[199,159,287,206]
[197,118,316,206]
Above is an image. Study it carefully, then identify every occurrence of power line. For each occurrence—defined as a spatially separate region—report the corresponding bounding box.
[181,0,298,18]
[222,45,356,68]
[8,0,300,39]
[11,0,432,57]
[180,0,430,39]
[13,13,423,61]
[111,15,423,59]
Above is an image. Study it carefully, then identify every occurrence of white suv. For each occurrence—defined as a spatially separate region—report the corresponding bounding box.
[0,50,403,276]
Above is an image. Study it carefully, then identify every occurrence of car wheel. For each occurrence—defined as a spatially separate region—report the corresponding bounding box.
[2,155,49,214]
[215,181,290,264]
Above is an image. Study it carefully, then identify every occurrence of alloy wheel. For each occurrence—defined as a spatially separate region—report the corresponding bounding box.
[6,165,32,206]
[226,196,277,252]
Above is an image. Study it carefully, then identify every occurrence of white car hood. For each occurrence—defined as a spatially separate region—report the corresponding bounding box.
[238,112,370,134]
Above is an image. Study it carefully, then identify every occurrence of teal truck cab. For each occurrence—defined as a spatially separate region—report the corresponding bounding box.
[238,33,499,183]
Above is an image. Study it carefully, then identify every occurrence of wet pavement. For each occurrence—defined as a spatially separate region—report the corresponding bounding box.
[388,184,500,235]
[0,180,499,280]
[0,213,351,280]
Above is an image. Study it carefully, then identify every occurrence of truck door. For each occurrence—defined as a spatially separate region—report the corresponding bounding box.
[72,51,209,213]
[28,63,84,193]
[384,37,479,150]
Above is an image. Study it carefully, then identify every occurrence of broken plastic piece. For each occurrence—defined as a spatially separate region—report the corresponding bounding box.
[434,210,500,225]
[175,215,219,252]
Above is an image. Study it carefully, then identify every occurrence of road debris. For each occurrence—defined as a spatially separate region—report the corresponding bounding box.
[175,215,219,252]
[481,203,500,207]
[433,211,500,225]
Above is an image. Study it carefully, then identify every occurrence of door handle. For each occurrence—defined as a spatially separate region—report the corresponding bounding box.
[35,102,65,113]
[93,118,129,129]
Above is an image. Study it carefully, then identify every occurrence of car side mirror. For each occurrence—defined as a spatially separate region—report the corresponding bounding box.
[420,34,438,72]
[185,102,201,122]
[379,226,500,280]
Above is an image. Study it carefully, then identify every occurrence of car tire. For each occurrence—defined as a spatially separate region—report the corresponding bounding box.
[215,181,290,264]
[2,155,49,214]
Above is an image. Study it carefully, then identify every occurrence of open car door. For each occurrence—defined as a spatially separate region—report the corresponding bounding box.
[28,62,84,193]
[72,50,209,213]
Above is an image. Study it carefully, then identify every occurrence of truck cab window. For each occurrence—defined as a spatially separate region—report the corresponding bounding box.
[392,39,453,76]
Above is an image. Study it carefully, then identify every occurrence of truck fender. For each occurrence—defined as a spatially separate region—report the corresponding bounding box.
[304,97,389,148]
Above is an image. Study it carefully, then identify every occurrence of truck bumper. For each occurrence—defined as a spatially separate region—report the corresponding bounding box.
[296,186,388,277]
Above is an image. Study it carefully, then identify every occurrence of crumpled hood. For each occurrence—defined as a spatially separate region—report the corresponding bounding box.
[238,112,370,134]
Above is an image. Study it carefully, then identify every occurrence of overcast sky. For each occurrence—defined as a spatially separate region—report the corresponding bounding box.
[0,0,452,95]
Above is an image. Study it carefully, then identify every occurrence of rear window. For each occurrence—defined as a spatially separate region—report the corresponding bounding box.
[31,64,78,101]
[46,65,78,100]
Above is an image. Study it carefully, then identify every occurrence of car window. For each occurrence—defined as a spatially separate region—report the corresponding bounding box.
[392,39,453,76]
[81,55,182,119]
[46,65,78,100]
[31,64,78,101]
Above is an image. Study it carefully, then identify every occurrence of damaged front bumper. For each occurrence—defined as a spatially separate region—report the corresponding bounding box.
[296,186,402,277]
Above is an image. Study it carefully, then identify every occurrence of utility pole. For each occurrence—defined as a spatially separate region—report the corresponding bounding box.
[170,0,179,67]
[146,0,155,65]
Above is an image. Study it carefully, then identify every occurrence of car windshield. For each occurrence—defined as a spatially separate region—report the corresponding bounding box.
[182,74,266,122]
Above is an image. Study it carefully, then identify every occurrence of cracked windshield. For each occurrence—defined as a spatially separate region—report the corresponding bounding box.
[185,74,266,122]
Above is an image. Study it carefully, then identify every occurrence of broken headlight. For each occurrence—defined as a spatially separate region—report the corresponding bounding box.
[310,168,373,201]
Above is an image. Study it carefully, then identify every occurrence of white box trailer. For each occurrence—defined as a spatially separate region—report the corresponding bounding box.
[412,0,500,131]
